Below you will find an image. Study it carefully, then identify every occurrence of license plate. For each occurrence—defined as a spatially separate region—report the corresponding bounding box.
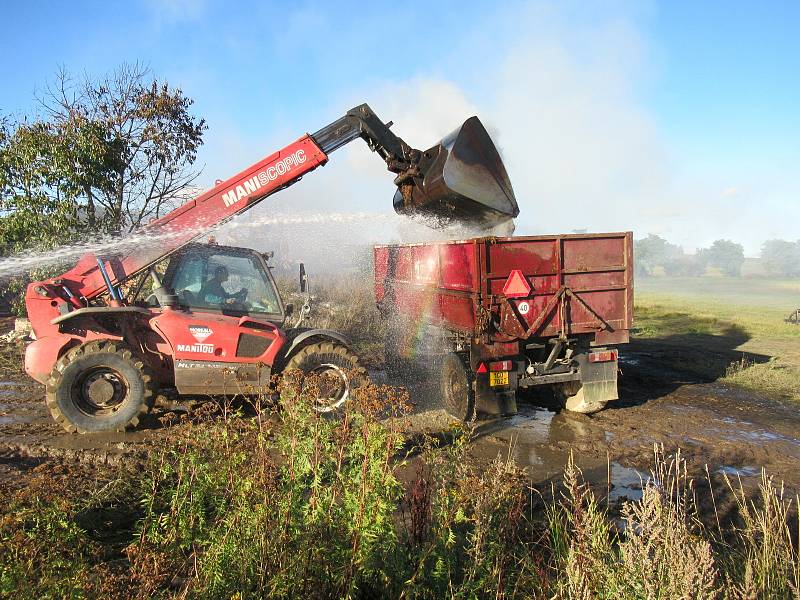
[489,371,509,387]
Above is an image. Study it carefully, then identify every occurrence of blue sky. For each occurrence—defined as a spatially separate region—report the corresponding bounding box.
[2,0,798,254]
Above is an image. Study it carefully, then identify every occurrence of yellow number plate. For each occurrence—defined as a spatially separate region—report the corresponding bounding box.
[489,371,509,387]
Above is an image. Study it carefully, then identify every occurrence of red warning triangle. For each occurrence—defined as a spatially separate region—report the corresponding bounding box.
[502,269,531,298]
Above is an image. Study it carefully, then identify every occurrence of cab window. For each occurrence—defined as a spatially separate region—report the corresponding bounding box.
[170,250,281,315]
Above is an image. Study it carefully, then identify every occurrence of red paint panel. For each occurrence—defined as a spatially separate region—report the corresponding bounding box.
[562,236,626,272]
[487,239,558,276]
[395,248,413,282]
[373,232,633,344]
[563,270,626,290]
[439,243,477,291]
[437,295,475,331]
[151,310,285,366]
[412,245,440,285]
[373,247,389,304]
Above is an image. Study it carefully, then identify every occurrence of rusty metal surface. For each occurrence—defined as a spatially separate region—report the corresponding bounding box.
[374,232,634,345]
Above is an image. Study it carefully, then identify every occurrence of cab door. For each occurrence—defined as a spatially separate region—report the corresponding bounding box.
[152,245,288,395]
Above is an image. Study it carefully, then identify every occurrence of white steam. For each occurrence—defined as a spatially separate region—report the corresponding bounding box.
[196,2,795,257]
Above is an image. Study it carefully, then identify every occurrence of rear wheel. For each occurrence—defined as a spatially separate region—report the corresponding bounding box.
[441,353,475,422]
[46,341,156,433]
[555,382,607,414]
[284,341,366,412]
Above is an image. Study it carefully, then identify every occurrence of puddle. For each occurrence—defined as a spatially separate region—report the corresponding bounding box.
[608,463,648,503]
[465,406,612,483]
[717,465,760,478]
[619,355,642,366]
[0,381,26,388]
[713,422,800,447]
[703,413,800,449]
[0,413,34,425]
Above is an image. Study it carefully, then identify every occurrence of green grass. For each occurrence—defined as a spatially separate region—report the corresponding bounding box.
[636,277,800,340]
[635,276,800,401]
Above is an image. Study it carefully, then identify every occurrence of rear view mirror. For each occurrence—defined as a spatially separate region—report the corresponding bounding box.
[285,303,294,317]
[299,263,307,293]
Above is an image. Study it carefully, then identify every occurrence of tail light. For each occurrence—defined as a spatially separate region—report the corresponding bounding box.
[489,360,514,371]
[589,349,618,363]
[476,360,514,373]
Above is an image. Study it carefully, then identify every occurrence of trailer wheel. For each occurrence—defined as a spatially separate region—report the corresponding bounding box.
[45,341,156,434]
[284,341,366,413]
[555,382,607,415]
[441,353,475,422]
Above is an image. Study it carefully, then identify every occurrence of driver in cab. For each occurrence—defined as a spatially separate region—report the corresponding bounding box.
[200,266,247,306]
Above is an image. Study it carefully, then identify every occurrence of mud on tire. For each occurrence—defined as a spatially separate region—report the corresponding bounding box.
[46,341,157,434]
[284,341,366,413]
[554,381,607,415]
[441,353,475,422]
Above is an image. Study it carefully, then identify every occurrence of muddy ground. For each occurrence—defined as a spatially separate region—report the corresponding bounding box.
[2,322,798,509]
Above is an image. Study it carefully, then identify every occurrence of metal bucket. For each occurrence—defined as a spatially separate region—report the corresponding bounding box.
[393,116,519,229]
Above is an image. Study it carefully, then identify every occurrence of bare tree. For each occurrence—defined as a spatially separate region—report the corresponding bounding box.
[39,62,207,232]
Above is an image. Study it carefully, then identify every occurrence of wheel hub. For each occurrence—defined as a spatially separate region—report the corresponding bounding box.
[88,378,115,405]
[310,364,349,412]
[76,368,128,414]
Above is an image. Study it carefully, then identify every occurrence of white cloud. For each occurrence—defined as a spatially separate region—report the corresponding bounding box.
[203,2,796,257]
[143,0,206,23]
[721,186,740,198]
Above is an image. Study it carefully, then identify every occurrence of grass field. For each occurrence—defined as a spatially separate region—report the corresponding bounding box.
[635,277,800,401]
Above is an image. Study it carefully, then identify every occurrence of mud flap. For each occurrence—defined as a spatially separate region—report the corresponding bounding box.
[579,356,619,404]
[474,372,518,416]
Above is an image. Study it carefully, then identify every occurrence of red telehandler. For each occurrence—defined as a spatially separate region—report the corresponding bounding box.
[24,104,519,433]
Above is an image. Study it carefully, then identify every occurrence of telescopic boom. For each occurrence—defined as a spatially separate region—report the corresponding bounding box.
[45,104,519,301]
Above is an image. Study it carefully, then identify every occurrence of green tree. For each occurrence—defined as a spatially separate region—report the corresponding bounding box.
[761,239,800,277]
[696,239,745,277]
[634,234,685,276]
[0,62,206,254]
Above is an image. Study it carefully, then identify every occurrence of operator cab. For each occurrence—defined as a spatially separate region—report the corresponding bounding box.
[139,243,286,323]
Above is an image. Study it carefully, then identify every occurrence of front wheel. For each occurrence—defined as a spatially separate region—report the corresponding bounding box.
[284,341,366,412]
[46,341,157,433]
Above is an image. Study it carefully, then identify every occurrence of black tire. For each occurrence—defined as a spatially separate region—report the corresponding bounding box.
[284,341,366,412]
[441,353,474,422]
[46,341,157,433]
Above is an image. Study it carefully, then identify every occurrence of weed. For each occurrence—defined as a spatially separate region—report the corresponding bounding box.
[724,356,800,401]
[2,393,799,598]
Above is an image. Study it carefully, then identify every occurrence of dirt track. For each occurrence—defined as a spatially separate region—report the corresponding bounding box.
[2,335,799,503]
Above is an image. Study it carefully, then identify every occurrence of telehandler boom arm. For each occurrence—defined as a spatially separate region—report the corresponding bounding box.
[31,103,518,308]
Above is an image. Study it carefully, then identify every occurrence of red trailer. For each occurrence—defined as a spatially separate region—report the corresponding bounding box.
[374,232,633,419]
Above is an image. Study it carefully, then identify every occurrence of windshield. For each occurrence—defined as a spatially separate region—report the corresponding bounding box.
[169,249,281,316]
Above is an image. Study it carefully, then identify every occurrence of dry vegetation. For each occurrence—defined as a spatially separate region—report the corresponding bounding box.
[1,277,799,597]
[2,385,799,598]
